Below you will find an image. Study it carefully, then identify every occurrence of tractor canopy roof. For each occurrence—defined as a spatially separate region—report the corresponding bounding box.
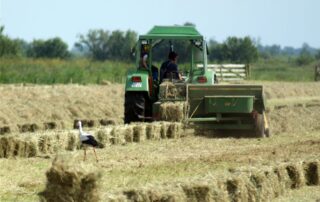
[139,26,203,40]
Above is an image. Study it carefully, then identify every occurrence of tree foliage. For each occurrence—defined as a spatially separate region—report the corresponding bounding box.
[0,26,21,57]
[315,50,320,60]
[75,29,137,61]
[27,37,70,59]
[295,44,314,66]
[209,36,258,64]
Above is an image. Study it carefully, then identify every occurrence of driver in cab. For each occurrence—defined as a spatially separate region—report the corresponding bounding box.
[160,51,182,82]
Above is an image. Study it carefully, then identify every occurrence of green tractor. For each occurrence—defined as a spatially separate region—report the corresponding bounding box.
[124,26,269,137]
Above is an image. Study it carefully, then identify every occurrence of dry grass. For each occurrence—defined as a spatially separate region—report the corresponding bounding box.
[0,84,124,132]
[274,186,320,202]
[268,105,320,135]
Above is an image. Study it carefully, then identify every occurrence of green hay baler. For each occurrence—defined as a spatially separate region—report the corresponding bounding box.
[124,26,269,137]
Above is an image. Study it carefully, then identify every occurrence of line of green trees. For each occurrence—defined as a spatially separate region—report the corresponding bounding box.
[1,24,320,65]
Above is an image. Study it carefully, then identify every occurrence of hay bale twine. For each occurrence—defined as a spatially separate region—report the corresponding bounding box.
[159,102,186,122]
[39,154,102,202]
[303,160,320,186]
[133,124,146,142]
[285,163,305,189]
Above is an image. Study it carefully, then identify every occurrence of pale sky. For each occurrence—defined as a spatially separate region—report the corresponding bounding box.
[1,0,319,49]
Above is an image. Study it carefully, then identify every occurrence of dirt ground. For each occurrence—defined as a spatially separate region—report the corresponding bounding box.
[0,82,320,201]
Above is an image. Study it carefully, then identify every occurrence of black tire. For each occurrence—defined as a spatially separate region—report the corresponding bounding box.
[254,113,265,138]
[124,92,146,124]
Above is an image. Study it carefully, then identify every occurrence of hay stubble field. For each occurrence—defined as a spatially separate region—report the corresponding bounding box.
[0,82,320,201]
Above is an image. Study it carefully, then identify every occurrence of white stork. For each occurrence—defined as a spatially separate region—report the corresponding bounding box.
[77,120,99,162]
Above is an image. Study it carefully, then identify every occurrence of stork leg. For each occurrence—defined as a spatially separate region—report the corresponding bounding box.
[93,147,99,162]
[83,147,87,161]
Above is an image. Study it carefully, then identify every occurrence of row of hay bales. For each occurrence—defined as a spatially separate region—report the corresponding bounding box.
[95,122,184,147]
[0,118,118,135]
[0,122,185,158]
[0,122,63,135]
[0,122,58,135]
[0,132,79,158]
[265,100,320,112]
[107,160,320,202]
[39,158,320,202]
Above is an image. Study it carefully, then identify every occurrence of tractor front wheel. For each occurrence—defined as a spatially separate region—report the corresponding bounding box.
[124,92,146,124]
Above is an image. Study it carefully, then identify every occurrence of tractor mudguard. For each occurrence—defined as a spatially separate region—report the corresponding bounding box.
[125,70,150,95]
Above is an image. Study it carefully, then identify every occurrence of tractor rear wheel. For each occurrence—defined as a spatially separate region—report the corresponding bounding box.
[124,92,146,124]
[254,113,265,138]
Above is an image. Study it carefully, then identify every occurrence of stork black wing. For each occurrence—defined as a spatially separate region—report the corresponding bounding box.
[82,135,99,147]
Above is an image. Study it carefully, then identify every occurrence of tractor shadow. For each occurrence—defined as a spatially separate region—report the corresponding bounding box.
[193,128,260,139]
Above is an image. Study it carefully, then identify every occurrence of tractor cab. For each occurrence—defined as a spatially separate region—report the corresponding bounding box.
[124,26,215,123]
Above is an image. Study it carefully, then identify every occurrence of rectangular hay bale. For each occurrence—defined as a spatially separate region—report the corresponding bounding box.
[95,127,113,148]
[303,160,320,186]
[159,102,186,122]
[133,124,146,142]
[39,155,102,202]
[146,123,161,140]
